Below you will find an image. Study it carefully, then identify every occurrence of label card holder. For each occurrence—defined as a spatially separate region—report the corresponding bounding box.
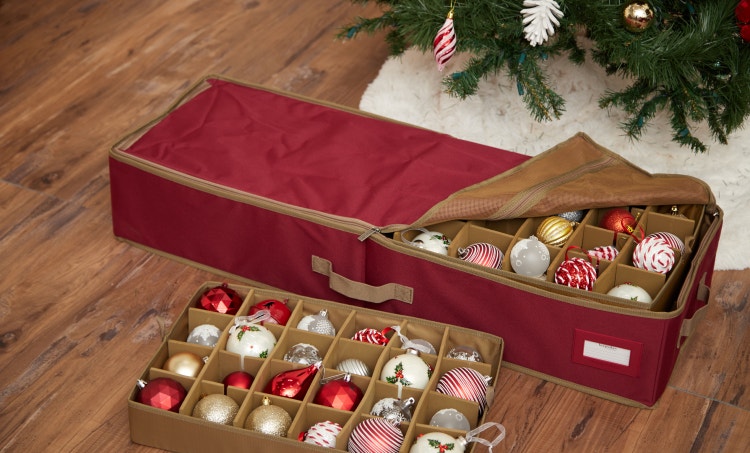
[572,329,643,377]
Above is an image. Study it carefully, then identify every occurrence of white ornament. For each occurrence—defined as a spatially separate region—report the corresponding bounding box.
[380,349,432,389]
[520,0,564,46]
[646,232,685,254]
[607,283,653,304]
[336,358,371,377]
[226,318,276,359]
[429,408,471,431]
[409,431,466,453]
[296,309,336,336]
[633,236,675,274]
[510,236,550,277]
[408,229,451,255]
[303,420,342,448]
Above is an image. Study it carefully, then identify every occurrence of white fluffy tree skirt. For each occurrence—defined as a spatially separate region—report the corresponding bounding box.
[360,48,749,270]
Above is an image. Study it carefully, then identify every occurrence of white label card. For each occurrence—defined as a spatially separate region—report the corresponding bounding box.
[582,340,631,366]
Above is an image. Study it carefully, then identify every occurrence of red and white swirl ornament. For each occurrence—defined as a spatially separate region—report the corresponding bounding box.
[633,236,675,274]
[347,417,404,453]
[299,420,342,448]
[587,245,619,262]
[646,232,684,254]
[436,367,491,417]
[554,256,598,291]
[352,327,392,345]
[433,6,457,71]
[458,242,504,269]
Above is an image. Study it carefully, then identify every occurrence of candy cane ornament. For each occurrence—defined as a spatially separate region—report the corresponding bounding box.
[433,3,457,71]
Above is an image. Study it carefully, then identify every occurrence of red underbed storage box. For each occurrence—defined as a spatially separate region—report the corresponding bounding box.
[111,75,722,411]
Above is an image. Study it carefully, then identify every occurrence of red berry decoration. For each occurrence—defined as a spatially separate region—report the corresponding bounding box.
[248,299,292,326]
[263,362,321,400]
[554,256,598,291]
[313,374,363,411]
[198,284,242,314]
[136,377,187,412]
[737,0,750,23]
[223,370,254,391]
[347,417,404,453]
[599,208,636,235]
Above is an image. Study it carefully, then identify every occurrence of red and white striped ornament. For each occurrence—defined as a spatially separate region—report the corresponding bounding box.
[300,420,342,448]
[347,417,404,453]
[554,257,598,291]
[433,8,457,71]
[458,242,504,269]
[352,327,391,345]
[633,236,675,274]
[436,367,491,417]
[646,232,684,254]
[587,245,619,262]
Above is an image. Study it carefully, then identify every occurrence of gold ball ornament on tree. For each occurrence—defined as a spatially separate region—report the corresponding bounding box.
[536,216,576,247]
[623,1,655,33]
[245,396,292,437]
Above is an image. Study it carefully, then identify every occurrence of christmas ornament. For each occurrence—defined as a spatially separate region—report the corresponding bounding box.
[347,417,404,453]
[296,309,336,336]
[446,345,483,362]
[263,361,322,400]
[186,323,222,348]
[352,327,393,345]
[632,236,675,274]
[135,378,186,412]
[521,0,564,47]
[336,358,371,377]
[283,343,323,365]
[389,325,437,355]
[738,0,750,42]
[300,420,342,448]
[588,245,619,262]
[248,298,292,326]
[198,283,242,314]
[558,209,586,223]
[380,349,432,389]
[607,283,653,304]
[163,351,205,378]
[370,397,416,424]
[406,229,451,255]
[536,216,576,247]
[410,431,466,453]
[223,370,254,391]
[433,3,457,71]
[226,316,277,359]
[623,1,655,33]
[192,394,239,425]
[554,252,598,291]
[458,242,504,269]
[314,373,364,411]
[509,236,550,278]
[599,208,636,235]
[430,408,471,431]
[436,367,491,416]
[245,396,292,437]
[646,232,684,254]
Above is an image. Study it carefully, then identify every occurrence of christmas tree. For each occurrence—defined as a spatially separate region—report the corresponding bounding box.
[341,1,750,152]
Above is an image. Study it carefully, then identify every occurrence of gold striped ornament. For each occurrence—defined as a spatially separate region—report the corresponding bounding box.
[536,216,576,247]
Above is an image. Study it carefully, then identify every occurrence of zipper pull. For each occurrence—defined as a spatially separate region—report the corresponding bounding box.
[358,228,381,241]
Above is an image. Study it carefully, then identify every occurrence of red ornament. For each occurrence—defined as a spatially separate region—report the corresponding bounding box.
[313,374,364,411]
[198,284,242,314]
[458,242,504,269]
[737,0,750,23]
[554,257,598,291]
[599,208,636,235]
[352,327,392,345]
[136,377,187,412]
[248,299,292,326]
[347,418,404,453]
[433,9,457,71]
[436,367,491,417]
[223,371,254,391]
[741,24,750,42]
[263,362,321,400]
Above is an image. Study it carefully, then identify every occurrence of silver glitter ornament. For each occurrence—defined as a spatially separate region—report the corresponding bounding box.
[370,397,415,424]
[557,209,586,223]
[283,343,322,365]
[446,345,483,362]
[186,323,222,347]
[336,358,371,377]
[296,310,336,336]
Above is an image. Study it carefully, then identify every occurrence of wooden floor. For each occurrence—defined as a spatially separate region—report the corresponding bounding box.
[1,1,748,451]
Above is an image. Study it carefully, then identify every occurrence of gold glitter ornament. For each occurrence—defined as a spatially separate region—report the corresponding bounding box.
[245,396,292,437]
[536,216,575,247]
[192,394,239,425]
[164,351,205,378]
[623,1,654,33]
